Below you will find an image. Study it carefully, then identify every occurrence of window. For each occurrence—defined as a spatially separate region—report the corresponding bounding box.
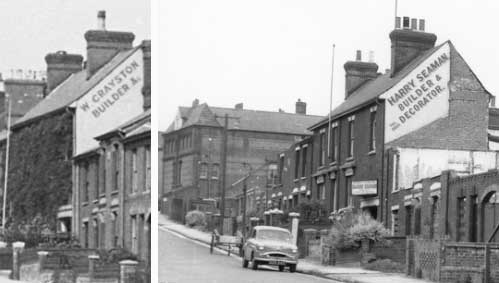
[294,149,300,179]
[391,209,399,235]
[414,201,422,236]
[100,151,106,196]
[347,117,355,158]
[93,219,99,249]
[145,145,151,191]
[345,176,352,208]
[392,153,399,192]
[200,163,208,178]
[267,164,278,186]
[131,215,138,254]
[211,164,219,179]
[112,211,119,247]
[95,158,100,198]
[301,146,307,177]
[82,162,89,202]
[405,206,412,236]
[177,160,183,184]
[132,149,138,192]
[369,109,376,152]
[330,124,338,163]
[113,145,120,192]
[319,130,326,166]
[430,196,439,239]
[331,177,338,211]
[83,221,89,248]
[457,197,467,241]
[317,183,325,200]
[278,155,284,184]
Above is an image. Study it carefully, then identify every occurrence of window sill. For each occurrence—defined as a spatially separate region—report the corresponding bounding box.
[92,199,99,204]
[110,191,118,196]
[293,179,300,183]
[368,150,376,156]
[329,161,337,166]
[82,202,88,207]
[345,157,354,162]
[300,177,307,180]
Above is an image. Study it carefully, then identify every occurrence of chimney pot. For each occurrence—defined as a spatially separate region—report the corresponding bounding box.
[395,17,401,29]
[355,50,362,61]
[403,16,410,29]
[235,103,243,110]
[97,10,106,30]
[192,98,199,108]
[343,51,378,98]
[419,19,425,31]
[411,18,417,30]
[368,51,374,63]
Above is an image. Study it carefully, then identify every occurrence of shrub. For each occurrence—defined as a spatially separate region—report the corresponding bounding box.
[185,210,206,228]
[328,211,390,250]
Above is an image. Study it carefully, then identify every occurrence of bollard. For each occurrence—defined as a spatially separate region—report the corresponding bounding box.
[289,212,300,246]
[12,241,25,280]
[120,260,138,283]
[37,251,49,273]
[88,255,100,280]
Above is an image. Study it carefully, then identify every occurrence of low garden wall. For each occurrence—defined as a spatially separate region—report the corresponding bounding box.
[371,236,406,264]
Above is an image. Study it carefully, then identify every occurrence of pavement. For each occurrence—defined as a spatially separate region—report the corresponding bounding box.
[0,270,27,283]
[159,214,432,283]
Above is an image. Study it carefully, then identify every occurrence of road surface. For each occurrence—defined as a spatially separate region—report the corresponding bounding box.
[159,226,341,283]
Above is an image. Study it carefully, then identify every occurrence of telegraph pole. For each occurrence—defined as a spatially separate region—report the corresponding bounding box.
[242,177,247,238]
[219,114,228,234]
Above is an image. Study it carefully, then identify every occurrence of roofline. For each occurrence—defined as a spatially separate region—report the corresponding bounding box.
[13,42,148,128]
[72,147,100,161]
[11,107,68,130]
[308,98,379,130]
[123,130,150,144]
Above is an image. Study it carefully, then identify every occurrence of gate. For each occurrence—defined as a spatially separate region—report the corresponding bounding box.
[407,237,441,281]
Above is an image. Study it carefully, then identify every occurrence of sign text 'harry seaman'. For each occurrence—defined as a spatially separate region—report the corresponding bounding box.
[382,43,451,143]
[79,60,141,117]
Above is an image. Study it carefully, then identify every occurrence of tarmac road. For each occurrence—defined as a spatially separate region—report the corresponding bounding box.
[159,226,342,283]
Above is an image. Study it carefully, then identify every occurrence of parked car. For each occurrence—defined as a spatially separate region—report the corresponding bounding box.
[241,226,298,272]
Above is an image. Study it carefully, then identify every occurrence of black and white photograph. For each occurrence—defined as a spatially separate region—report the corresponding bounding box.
[0,1,151,282]
[160,1,499,283]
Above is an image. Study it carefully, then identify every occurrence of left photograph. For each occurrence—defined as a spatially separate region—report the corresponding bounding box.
[0,2,150,283]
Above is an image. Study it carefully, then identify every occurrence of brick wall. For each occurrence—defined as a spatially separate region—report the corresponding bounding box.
[371,236,406,264]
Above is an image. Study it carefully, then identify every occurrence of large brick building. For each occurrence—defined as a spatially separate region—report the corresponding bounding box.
[271,16,498,233]
[162,100,322,227]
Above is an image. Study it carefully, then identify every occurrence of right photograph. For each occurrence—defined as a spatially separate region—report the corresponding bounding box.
[160,1,499,283]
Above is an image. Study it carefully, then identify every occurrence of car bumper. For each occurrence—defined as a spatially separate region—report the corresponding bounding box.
[253,251,298,265]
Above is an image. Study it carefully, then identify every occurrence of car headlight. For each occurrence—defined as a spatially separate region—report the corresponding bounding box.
[257,245,265,250]
[291,248,298,253]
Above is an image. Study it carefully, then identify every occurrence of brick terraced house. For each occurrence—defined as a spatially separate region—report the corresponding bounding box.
[271,16,499,234]
[162,100,323,230]
[7,10,150,249]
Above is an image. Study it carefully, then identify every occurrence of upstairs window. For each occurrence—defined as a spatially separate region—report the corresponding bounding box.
[211,163,219,179]
[369,107,377,152]
[301,145,307,177]
[278,155,284,184]
[145,145,151,191]
[200,163,208,179]
[132,148,138,192]
[347,116,355,158]
[294,148,300,179]
[319,129,326,166]
[330,123,338,163]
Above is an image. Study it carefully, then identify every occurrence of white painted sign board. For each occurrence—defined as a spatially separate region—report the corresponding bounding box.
[74,49,144,155]
[382,43,450,143]
[352,180,377,195]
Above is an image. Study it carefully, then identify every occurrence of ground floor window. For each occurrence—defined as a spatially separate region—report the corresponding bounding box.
[391,209,399,235]
[405,205,412,236]
[83,221,89,248]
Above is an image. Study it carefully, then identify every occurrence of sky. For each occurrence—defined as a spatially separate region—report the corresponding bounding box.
[0,0,150,79]
[160,0,499,131]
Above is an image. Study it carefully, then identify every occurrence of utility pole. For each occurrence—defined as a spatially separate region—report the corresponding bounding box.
[2,99,11,234]
[242,177,247,238]
[219,114,228,234]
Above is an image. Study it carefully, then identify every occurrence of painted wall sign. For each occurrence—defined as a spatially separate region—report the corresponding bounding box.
[74,49,144,155]
[352,180,377,195]
[382,43,450,143]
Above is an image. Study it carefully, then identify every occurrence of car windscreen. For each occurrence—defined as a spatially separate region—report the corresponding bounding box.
[256,229,292,242]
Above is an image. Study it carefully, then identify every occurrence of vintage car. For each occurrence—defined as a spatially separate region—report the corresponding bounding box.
[241,226,298,272]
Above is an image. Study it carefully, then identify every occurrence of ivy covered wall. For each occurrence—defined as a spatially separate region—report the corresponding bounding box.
[8,111,73,227]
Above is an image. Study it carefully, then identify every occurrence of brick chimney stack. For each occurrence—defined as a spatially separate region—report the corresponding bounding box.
[84,10,135,78]
[141,40,151,110]
[390,17,436,76]
[344,50,378,99]
[295,99,306,115]
[45,51,83,93]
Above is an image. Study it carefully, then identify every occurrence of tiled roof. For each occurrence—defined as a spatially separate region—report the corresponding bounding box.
[169,103,323,135]
[309,41,450,130]
[13,46,140,127]
[95,109,151,140]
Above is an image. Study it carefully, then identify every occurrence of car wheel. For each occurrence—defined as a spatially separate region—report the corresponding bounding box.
[278,265,284,272]
[242,252,249,268]
[289,264,296,273]
[251,252,258,270]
